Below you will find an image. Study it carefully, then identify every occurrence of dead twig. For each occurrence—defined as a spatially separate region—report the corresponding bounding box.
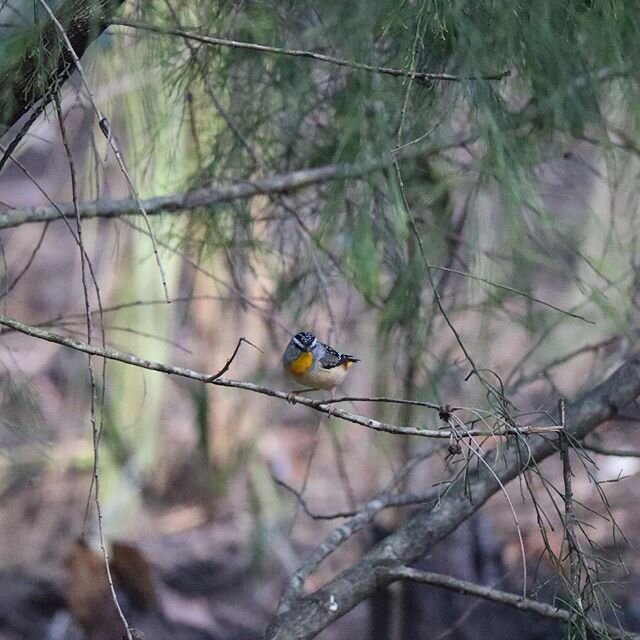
[206,336,263,381]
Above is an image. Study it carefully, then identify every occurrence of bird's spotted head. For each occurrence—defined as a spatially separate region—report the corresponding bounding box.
[292,331,317,352]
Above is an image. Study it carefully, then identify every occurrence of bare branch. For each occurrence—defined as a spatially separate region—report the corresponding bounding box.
[110,20,510,84]
[0,139,463,231]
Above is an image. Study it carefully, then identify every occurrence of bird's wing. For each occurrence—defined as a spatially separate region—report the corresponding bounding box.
[319,344,359,369]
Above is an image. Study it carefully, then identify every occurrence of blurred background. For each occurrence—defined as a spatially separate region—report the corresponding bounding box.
[2,1,640,639]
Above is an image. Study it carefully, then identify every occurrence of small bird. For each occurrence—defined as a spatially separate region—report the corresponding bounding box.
[282,331,360,392]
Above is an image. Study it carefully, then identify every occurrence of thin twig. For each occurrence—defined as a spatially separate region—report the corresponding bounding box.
[0,222,50,302]
[0,295,266,338]
[3,107,111,536]
[273,476,357,520]
[429,264,594,324]
[37,0,170,302]
[111,19,510,84]
[327,425,357,510]
[55,91,131,640]
[206,336,263,381]
[0,142,106,295]
[55,321,192,354]
[507,335,621,392]
[389,62,496,413]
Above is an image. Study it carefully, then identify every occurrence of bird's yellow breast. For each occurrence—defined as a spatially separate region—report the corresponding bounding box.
[289,351,314,376]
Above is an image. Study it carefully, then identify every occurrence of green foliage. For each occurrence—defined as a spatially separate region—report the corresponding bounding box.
[10,0,640,447]
[0,0,630,411]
